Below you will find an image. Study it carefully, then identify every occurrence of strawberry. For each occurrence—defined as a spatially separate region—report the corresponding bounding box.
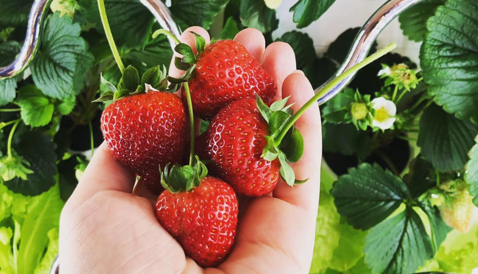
[155,162,238,267]
[199,97,304,196]
[440,180,475,233]
[98,66,188,193]
[166,33,276,120]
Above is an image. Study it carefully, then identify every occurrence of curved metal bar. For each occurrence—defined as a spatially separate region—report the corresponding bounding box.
[0,0,50,79]
[139,0,182,40]
[316,0,423,105]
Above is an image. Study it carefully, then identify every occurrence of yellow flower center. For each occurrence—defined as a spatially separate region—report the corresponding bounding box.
[374,107,390,122]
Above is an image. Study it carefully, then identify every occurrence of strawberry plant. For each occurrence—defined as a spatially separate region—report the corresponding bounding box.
[1,0,478,273]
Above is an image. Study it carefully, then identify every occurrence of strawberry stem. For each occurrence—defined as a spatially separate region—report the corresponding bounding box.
[152,29,181,45]
[7,119,21,159]
[97,0,125,73]
[0,108,20,112]
[89,121,95,158]
[184,82,195,166]
[274,43,397,144]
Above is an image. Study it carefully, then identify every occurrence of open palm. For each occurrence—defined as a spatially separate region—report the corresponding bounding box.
[60,27,322,274]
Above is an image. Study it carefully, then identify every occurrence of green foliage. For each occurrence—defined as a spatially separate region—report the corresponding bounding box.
[331,163,410,230]
[220,17,240,40]
[328,222,367,272]
[465,137,478,206]
[239,0,278,33]
[418,104,478,172]
[290,0,336,28]
[0,0,33,27]
[31,12,94,100]
[310,188,341,273]
[4,131,57,196]
[364,209,433,274]
[421,0,478,123]
[398,0,445,42]
[0,183,63,273]
[16,85,55,127]
[78,0,156,48]
[170,0,230,30]
[323,123,371,160]
[0,79,16,106]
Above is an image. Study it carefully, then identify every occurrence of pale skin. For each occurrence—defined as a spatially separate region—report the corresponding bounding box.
[59,27,322,274]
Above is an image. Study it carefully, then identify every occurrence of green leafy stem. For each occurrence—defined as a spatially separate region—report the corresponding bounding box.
[273,43,397,145]
[97,0,125,73]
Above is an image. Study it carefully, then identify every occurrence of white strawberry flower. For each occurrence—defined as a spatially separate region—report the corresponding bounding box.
[378,66,391,76]
[371,97,396,130]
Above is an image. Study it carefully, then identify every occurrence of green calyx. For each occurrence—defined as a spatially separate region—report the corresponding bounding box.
[0,155,33,181]
[256,94,306,187]
[160,156,208,193]
[93,65,169,102]
[152,30,207,92]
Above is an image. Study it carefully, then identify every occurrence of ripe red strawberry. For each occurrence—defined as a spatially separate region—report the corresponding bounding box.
[175,38,276,121]
[202,98,281,196]
[101,90,188,193]
[156,175,238,267]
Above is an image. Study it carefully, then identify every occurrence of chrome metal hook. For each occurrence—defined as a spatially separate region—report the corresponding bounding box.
[316,0,423,105]
[1,0,423,105]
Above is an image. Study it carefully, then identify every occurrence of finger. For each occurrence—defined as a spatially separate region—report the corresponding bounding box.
[262,42,296,100]
[132,177,159,204]
[273,72,322,212]
[233,28,265,63]
[169,27,211,79]
[71,142,136,204]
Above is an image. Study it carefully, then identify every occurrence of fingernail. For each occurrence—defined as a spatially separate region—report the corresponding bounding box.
[293,70,304,75]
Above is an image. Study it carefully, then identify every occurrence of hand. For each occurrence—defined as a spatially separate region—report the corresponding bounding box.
[59,27,322,274]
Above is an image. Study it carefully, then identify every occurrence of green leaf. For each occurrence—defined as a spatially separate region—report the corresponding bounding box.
[398,0,445,42]
[420,0,478,123]
[0,0,33,27]
[322,88,355,123]
[78,0,155,48]
[256,93,272,122]
[364,209,434,274]
[330,163,410,230]
[403,156,435,199]
[323,123,372,160]
[0,41,21,67]
[276,31,316,69]
[170,0,230,30]
[0,78,17,106]
[191,31,206,54]
[417,104,478,172]
[17,183,63,274]
[280,128,304,163]
[121,65,140,92]
[269,96,291,112]
[4,131,57,196]
[0,156,33,181]
[239,0,278,33]
[31,13,94,100]
[329,222,367,272]
[123,35,173,73]
[175,43,196,64]
[434,225,478,273]
[278,152,294,186]
[262,135,279,161]
[290,0,336,28]
[33,228,59,274]
[0,226,13,272]
[141,66,161,87]
[310,188,341,273]
[220,17,240,40]
[16,85,54,127]
[465,137,478,206]
[268,111,289,134]
[419,201,452,252]
[56,96,76,116]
